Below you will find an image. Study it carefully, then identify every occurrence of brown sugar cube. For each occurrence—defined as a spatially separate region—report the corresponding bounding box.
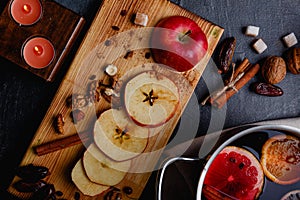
[134,12,148,26]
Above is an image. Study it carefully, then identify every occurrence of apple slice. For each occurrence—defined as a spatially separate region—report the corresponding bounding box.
[71,159,109,196]
[151,15,208,72]
[94,108,149,161]
[83,143,131,186]
[124,70,180,127]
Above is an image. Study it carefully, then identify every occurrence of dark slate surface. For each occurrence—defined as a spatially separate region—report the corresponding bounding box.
[0,0,299,199]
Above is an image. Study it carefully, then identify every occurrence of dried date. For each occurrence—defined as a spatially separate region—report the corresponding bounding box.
[30,184,56,200]
[14,180,47,193]
[251,82,283,96]
[105,187,122,200]
[217,37,236,74]
[16,164,49,182]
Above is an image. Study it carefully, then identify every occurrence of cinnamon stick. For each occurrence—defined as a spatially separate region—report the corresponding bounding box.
[34,130,91,156]
[232,58,251,80]
[211,63,260,108]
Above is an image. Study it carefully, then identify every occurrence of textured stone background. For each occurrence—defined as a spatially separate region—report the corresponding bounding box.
[0,0,299,199]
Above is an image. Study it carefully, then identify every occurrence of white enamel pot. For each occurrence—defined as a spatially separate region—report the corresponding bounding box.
[157,124,300,200]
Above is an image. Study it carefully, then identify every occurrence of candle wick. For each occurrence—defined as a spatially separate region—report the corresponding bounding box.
[23,4,31,13]
[34,45,43,56]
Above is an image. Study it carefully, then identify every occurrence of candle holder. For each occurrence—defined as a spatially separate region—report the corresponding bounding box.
[0,0,85,81]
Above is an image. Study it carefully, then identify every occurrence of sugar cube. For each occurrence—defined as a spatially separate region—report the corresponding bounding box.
[283,32,298,48]
[253,38,267,54]
[245,25,260,37]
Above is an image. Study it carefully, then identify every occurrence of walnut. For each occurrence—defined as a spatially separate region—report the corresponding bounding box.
[261,56,286,84]
[285,47,300,74]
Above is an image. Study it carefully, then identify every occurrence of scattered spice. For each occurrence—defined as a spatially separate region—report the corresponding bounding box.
[124,50,133,59]
[145,52,151,59]
[122,186,133,195]
[120,10,127,16]
[72,94,89,109]
[87,80,101,102]
[74,191,80,200]
[55,191,63,196]
[89,74,96,80]
[71,109,85,124]
[112,25,120,31]
[105,39,112,46]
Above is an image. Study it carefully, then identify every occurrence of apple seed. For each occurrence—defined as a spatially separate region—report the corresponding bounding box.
[114,128,130,144]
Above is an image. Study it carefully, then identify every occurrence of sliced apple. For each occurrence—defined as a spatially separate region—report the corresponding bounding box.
[83,143,131,186]
[124,70,180,127]
[94,108,149,161]
[71,159,109,196]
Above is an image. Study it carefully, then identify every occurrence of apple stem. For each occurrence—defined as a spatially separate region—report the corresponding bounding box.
[179,30,192,42]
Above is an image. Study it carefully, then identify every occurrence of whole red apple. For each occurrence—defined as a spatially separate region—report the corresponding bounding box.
[151,16,208,72]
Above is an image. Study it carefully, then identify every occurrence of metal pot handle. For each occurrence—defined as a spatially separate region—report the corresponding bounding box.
[156,157,201,200]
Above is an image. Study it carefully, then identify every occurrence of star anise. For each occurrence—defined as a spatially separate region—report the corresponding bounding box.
[142,89,158,106]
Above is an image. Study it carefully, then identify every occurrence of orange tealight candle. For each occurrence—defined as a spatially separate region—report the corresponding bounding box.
[10,0,42,25]
[22,37,55,69]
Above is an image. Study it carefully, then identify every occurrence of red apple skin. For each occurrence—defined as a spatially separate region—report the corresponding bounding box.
[151,16,208,72]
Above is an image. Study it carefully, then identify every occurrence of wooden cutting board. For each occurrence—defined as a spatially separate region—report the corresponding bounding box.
[7,0,223,199]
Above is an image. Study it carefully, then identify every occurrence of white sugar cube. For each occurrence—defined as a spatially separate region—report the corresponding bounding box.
[253,38,267,54]
[283,32,298,47]
[134,12,148,26]
[245,25,260,37]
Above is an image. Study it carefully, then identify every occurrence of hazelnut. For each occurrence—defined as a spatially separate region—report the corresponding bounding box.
[261,56,286,84]
[285,47,300,74]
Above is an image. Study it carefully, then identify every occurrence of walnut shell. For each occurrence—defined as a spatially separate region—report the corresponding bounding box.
[285,47,300,74]
[262,56,286,84]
